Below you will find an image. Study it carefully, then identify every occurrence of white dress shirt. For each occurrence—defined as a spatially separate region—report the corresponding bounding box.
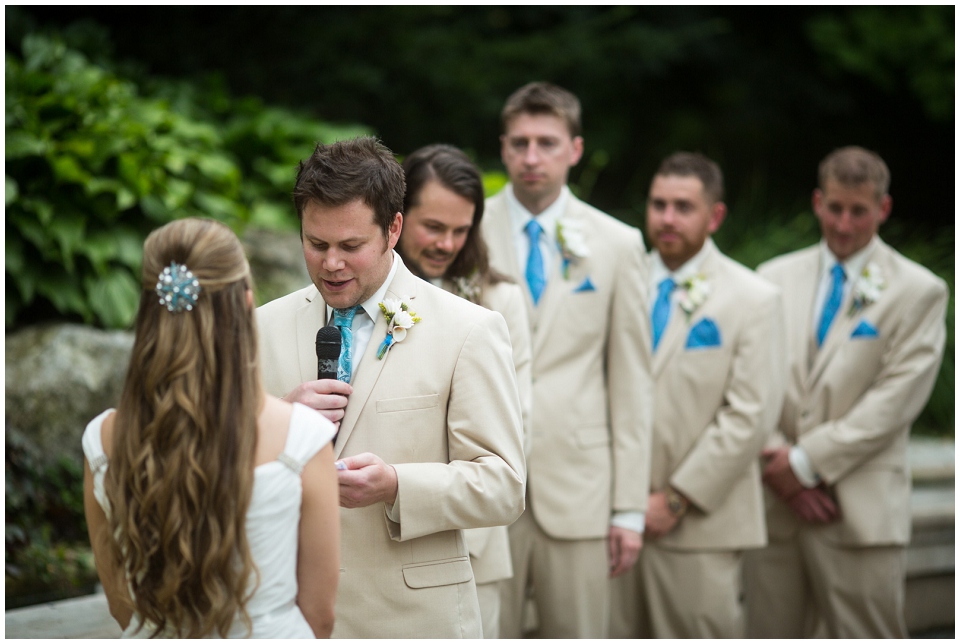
[790,236,878,488]
[506,183,570,294]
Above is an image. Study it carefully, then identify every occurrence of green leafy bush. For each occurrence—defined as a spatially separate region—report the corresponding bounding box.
[6,34,248,329]
[5,33,371,331]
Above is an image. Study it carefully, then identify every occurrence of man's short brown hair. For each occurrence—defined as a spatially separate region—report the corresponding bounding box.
[293,136,405,237]
[500,81,582,137]
[818,146,890,200]
[654,151,725,204]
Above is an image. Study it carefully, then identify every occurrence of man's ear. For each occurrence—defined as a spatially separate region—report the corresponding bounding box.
[878,194,892,224]
[708,202,727,234]
[387,212,403,249]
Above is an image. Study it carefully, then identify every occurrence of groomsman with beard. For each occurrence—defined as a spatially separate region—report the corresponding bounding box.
[609,152,785,638]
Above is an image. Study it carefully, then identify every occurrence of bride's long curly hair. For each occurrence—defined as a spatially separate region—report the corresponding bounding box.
[103,218,262,638]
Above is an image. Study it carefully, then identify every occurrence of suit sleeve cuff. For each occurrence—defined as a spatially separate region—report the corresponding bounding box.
[610,511,645,534]
[789,446,821,488]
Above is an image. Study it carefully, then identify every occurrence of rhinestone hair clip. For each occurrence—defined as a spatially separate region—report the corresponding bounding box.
[156,261,201,313]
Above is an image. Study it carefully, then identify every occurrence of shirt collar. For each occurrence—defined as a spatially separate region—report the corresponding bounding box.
[326,250,402,324]
[649,237,715,288]
[506,183,571,246]
[818,236,877,282]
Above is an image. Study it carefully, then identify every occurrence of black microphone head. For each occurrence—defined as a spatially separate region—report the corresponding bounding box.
[316,326,342,381]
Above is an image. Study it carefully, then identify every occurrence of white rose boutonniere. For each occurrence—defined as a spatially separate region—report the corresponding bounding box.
[677,274,710,320]
[849,262,885,315]
[556,217,590,279]
[377,297,422,359]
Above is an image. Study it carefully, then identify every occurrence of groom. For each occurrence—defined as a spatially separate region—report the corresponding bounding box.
[256,137,526,638]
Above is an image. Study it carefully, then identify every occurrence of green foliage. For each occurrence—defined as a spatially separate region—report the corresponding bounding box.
[6,31,371,330]
[5,432,97,608]
[6,33,248,329]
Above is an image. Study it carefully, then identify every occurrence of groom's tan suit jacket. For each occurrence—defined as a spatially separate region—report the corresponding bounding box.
[257,260,526,638]
[482,189,652,539]
[648,242,784,550]
[757,238,947,546]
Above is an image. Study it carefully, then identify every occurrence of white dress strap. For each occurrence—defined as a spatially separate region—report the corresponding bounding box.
[81,409,115,473]
[276,403,336,474]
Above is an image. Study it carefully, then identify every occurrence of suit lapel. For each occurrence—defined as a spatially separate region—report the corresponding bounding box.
[295,288,329,384]
[484,192,533,323]
[333,265,420,458]
[807,242,883,386]
[651,244,720,376]
[531,199,592,358]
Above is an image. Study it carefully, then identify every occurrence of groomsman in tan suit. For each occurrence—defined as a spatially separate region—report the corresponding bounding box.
[396,143,533,638]
[609,152,785,638]
[256,137,526,638]
[482,82,653,638]
[744,146,948,637]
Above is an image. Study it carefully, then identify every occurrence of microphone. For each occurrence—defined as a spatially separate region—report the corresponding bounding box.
[316,326,342,380]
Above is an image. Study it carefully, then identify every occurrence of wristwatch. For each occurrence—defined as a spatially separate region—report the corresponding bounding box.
[666,487,689,518]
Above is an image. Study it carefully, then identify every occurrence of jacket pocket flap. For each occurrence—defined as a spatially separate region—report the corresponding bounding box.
[377,393,440,413]
[575,426,609,448]
[402,557,473,589]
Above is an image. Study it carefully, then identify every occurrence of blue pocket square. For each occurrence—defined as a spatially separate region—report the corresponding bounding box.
[686,318,722,349]
[851,319,879,339]
[573,276,596,293]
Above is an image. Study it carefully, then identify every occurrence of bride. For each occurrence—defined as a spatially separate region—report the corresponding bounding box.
[82,218,340,638]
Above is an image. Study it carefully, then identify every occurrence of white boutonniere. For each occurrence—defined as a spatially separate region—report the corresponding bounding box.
[556,217,590,279]
[377,297,422,359]
[452,270,482,304]
[676,273,710,320]
[849,262,885,315]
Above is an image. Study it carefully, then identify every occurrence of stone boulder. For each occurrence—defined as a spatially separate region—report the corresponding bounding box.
[5,324,134,466]
[242,226,312,306]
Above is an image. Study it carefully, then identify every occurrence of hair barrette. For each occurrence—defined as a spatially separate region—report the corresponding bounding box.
[156,261,201,313]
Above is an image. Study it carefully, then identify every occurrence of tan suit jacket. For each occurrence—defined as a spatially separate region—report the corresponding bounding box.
[757,238,947,546]
[482,188,653,539]
[257,261,526,638]
[447,279,532,584]
[651,242,784,551]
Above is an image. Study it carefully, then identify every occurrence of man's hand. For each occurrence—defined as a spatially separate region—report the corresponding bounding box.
[644,491,680,539]
[761,446,805,502]
[788,487,840,524]
[336,452,399,509]
[608,526,642,578]
[284,379,352,429]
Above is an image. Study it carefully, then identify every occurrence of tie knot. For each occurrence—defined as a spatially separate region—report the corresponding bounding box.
[525,219,543,240]
[658,277,676,296]
[831,263,846,282]
[333,306,359,328]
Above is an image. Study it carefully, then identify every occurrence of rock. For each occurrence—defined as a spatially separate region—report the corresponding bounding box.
[243,227,312,306]
[5,323,134,466]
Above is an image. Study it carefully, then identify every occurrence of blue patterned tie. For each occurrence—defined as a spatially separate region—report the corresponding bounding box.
[332,306,360,382]
[651,278,676,352]
[525,219,546,305]
[816,263,846,347]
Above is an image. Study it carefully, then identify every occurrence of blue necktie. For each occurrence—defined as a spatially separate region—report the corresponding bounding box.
[525,219,546,305]
[816,263,846,347]
[332,306,361,382]
[651,278,676,352]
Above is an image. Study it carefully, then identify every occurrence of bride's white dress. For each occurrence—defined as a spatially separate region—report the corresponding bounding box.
[82,403,335,638]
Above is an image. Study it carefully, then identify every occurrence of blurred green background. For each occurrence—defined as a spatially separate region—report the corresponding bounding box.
[4,6,954,608]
